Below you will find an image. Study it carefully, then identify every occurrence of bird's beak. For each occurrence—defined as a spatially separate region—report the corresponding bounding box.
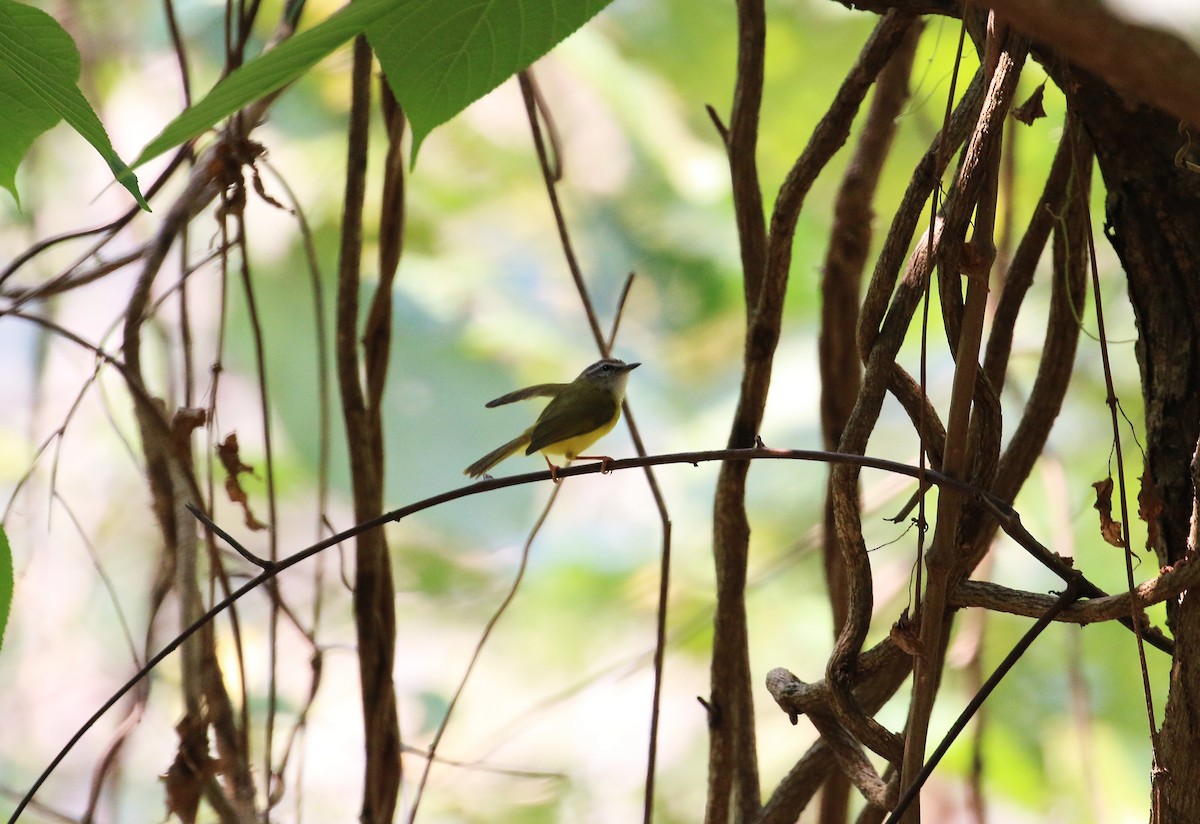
[625,362,641,371]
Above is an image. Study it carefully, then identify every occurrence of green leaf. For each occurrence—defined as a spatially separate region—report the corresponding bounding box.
[367,0,615,161]
[0,525,11,655]
[133,0,613,172]
[132,0,400,168]
[0,0,147,209]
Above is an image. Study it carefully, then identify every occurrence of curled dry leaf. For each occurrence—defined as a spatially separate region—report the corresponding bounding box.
[161,715,218,824]
[1012,82,1047,125]
[217,432,267,531]
[890,609,924,658]
[1138,464,1164,552]
[1092,477,1126,548]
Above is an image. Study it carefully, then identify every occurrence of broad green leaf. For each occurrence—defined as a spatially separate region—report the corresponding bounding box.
[0,0,147,208]
[132,0,400,168]
[0,525,11,655]
[134,0,613,172]
[368,0,615,161]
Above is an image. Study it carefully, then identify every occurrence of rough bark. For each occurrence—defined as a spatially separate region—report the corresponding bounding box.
[1055,61,1200,824]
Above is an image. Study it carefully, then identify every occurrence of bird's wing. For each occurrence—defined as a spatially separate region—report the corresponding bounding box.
[526,392,618,454]
[485,383,569,408]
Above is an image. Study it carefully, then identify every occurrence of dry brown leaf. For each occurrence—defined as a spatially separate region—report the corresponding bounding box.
[890,610,924,658]
[1092,477,1126,547]
[1138,464,1164,551]
[217,432,252,476]
[161,715,218,824]
[217,433,267,531]
[1012,82,1047,125]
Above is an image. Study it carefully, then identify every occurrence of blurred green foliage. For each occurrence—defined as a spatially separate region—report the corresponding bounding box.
[0,0,145,207]
[135,0,617,167]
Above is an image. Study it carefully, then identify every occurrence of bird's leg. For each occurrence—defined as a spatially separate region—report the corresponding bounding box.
[577,455,615,474]
[543,455,562,484]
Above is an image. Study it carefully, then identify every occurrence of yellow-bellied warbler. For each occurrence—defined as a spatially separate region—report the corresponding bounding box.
[464,358,639,480]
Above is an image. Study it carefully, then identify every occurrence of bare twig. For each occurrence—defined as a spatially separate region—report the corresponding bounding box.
[1075,128,1165,782]
[899,22,1027,818]
[189,503,271,568]
[408,486,562,822]
[886,579,1084,823]
[0,147,191,295]
[516,70,605,348]
[8,444,1179,823]
[516,68,674,824]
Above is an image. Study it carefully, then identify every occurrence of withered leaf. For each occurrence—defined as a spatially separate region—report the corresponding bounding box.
[1012,83,1047,125]
[217,433,267,531]
[217,432,252,476]
[162,715,218,824]
[890,610,924,658]
[1138,464,1164,551]
[1092,477,1125,548]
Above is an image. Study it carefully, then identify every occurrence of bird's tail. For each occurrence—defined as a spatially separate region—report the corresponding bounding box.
[464,430,532,478]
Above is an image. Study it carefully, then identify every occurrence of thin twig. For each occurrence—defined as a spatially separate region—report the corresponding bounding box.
[7,444,1178,823]
[517,68,674,824]
[884,579,1084,823]
[0,147,191,294]
[516,70,605,348]
[1075,132,1164,778]
[407,485,562,822]
[607,271,636,355]
[259,159,334,542]
[900,22,1026,817]
[188,503,271,568]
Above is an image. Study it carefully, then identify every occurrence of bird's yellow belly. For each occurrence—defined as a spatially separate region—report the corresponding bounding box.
[539,415,619,464]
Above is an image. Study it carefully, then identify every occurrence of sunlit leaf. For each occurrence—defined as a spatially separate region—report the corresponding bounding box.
[1092,477,1126,548]
[368,0,615,161]
[132,0,399,168]
[0,0,147,208]
[133,0,614,172]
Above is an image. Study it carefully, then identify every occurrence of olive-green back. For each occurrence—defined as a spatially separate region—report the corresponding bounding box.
[526,381,619,454]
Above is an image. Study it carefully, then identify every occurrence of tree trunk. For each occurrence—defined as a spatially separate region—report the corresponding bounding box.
[1061,64,1200,822]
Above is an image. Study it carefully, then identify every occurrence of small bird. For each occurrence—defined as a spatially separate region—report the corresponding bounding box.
[464,358,640,480]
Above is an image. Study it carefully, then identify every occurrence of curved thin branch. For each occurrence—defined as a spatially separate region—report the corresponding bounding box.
[9,444,1179,824]
[516,69,674,824]
[949,573,1186,628]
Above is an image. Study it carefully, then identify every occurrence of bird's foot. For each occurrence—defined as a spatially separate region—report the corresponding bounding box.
[578,454,615,474]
